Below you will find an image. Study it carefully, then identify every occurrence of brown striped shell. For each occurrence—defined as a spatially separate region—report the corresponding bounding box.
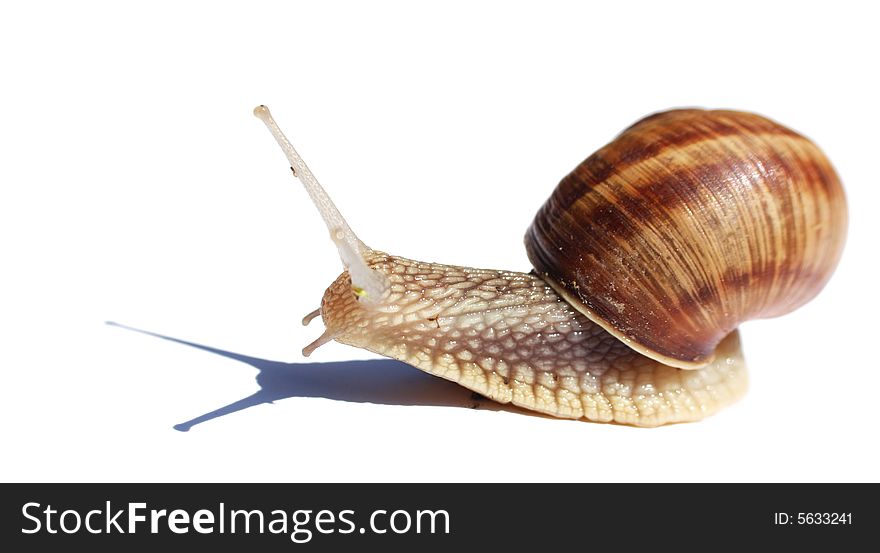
[525,109,847,370]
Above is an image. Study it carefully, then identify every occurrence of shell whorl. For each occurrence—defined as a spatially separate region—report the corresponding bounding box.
[525,109,847,369]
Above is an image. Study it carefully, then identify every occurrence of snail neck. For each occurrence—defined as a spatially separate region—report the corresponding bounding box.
[308,253,592,358]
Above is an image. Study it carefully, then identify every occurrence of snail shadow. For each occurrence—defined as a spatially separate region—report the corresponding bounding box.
[106,322,519,432]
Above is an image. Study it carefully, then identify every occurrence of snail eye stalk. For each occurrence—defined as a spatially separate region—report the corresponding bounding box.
[253,105,390,305]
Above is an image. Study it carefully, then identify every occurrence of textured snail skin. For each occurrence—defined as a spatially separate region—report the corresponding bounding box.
[526,109,847,370]
[319,253,747,427]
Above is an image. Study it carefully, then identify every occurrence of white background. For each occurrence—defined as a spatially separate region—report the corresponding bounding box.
[2,1,878,482]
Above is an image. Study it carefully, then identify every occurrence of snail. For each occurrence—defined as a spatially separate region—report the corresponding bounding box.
[252,105,847,427]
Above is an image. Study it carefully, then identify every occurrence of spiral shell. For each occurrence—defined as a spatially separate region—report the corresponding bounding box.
[525,109,847,369]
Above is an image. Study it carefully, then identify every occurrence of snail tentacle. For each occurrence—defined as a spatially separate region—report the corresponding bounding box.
[254,105,390,305]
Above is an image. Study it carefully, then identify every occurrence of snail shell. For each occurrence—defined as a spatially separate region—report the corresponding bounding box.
[526,109,847,369]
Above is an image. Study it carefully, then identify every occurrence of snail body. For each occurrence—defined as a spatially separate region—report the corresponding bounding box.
[318,253,747,426]
[253,106,845,427]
